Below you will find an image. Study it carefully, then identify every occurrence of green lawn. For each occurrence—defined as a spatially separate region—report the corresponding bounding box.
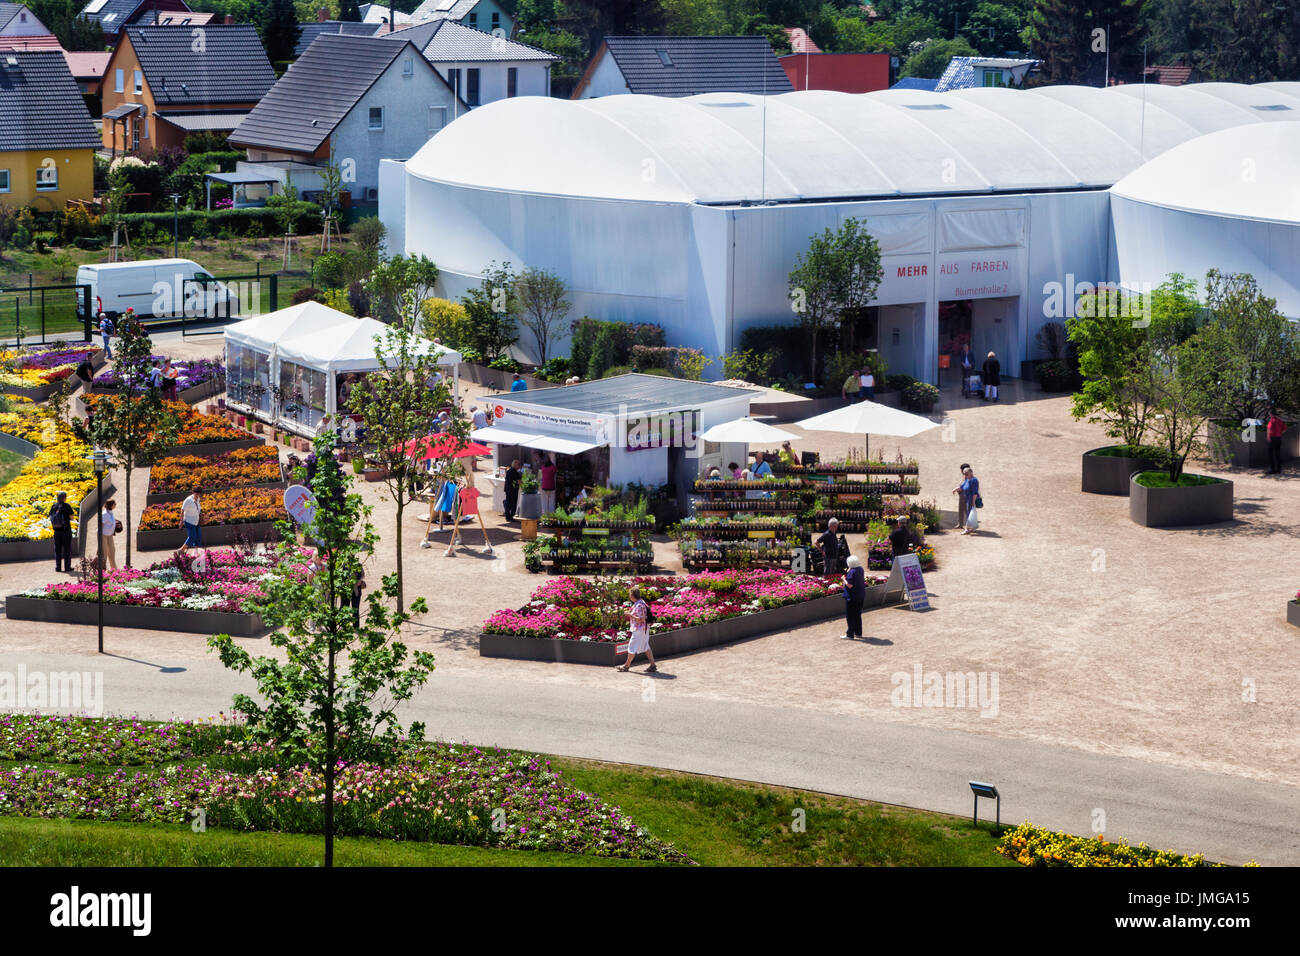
[1133,471,1224,488]
[0,447,25,488]
[0,754,1014,867]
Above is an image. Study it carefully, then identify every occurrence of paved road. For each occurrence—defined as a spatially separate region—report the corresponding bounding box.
[3,649,1296,866]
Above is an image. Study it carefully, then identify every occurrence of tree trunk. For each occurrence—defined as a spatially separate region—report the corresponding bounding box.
[124,463,133,568]
[809,329,818,383]
[325,633,335,868]
[394,496,404,610]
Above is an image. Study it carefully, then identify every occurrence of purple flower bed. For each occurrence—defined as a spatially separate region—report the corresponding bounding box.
[94,357,225,392]
[15,345,97,371]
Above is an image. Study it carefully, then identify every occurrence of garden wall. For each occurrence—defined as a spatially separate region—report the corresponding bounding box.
[5,594,267,636]
[136,520,280,553]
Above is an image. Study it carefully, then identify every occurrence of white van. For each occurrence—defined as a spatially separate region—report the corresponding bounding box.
[76,259,241,321]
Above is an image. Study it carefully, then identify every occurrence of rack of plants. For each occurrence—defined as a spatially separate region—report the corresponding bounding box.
[136,520,280,552]
[480,587,891,665]
[89,376,223,406]
[4,594,267,636]
[1128,473,1233,527]
[1081,446,1161,496]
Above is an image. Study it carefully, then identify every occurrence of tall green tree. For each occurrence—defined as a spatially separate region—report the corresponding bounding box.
[787,217,883,381]
[460,262,520,362]
[1027,0,1144,85]
[514,267,570,365]
[73,315,178,568]
[209,434,435,868]
[902,35,977,77]
[365,253,439,328]
[960,1,1025,55]
[1141,276,1212,480]
[1067,288,1157,447]
[259,0,302,64]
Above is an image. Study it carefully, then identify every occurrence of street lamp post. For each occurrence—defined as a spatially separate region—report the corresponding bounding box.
[170,193,181,258]
[92,448,109,654]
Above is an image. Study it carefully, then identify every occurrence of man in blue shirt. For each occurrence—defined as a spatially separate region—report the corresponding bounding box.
[510,374,527,392]
[752,451,773,478]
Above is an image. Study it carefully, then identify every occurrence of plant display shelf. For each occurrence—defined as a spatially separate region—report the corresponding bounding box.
[538,519,652,572]
[682,546,796,569]
[545,550,654,574]
[768,461,919,477]
[692,497,806,514]
[677,520,801,536]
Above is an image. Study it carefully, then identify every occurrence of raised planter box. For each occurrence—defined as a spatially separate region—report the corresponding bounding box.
[88,376,223,406]
[1208,420,1299,469]
[153,437,264,459]
[0,431,113,562]
[136,520,280,552]
[0,349,105,402]
[1081,447,1161,496]
[480,585,892,665]
[1129,473,1234,528]
[1288,601,1300,629]
[145,478,287,506]
[4,594,266,636]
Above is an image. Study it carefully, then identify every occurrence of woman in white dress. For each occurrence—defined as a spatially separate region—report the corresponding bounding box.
[616,587,657,673]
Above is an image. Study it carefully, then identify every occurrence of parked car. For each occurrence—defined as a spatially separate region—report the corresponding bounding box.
[76,259,240,321]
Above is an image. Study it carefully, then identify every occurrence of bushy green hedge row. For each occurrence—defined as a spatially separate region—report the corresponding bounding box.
[569,317,665,381]
[117,205,324,241]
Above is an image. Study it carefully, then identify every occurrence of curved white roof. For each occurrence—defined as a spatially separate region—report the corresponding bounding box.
[406,83,1300,205]
[1111,122,1300,225]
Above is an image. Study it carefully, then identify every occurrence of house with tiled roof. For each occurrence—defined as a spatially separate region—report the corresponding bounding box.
[409,0,513,37]
[63,49,112,97]
[78,0,193,40]
[229,34,465,204]
[0,50,99,207]
[1143,63,1194,86]
[100,23,275,157]
[573,36,793,99]
[385,18,557,105]
[934,56,1039,92]
[0,3,49,38]
[294,18,384,57]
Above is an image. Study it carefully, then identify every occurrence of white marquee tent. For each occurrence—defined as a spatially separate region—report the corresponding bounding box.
[224,303,462,436]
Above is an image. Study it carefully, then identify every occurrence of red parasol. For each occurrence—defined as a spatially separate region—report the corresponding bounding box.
[392,434,491,461]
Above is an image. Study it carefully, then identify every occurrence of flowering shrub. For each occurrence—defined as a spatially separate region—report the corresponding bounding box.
[0,398,95,541]
[148,446,282,496]
[20,547,307,613]
[996,823,1229,868]
[484,569,877,643]
[139,487,282,530]
[94,357,225,393]
[0,717,691,863]
[0,344,97,388]
[83,395,245,446]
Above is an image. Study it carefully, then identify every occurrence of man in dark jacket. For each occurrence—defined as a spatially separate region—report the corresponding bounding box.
[49,491,75,572]
[504,459,521,521]
[817,518,842,575]
[888,517,916,559]
[982,352,1001,401]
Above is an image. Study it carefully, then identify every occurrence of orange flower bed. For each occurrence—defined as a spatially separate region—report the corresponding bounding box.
[149,446,282,495]
[83,396,246,446]
[139,487,283,530]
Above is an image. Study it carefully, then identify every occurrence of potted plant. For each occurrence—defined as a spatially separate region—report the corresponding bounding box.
[517,469,542,519]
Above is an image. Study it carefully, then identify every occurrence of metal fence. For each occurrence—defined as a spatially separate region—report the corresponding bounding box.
[0,282,93,345]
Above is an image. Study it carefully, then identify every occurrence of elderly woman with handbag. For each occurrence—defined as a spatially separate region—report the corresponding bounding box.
[958,466,983,535]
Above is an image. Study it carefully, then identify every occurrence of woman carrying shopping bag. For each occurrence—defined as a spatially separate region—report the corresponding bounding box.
[959,466,983,535]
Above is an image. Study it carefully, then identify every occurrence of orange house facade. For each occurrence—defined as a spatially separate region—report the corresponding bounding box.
[100,24,275,157]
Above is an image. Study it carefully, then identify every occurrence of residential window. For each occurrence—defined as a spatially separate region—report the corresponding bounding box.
[466,68,479,106]
[36,165,57,192]
[368,106,384,129]
[447,68,460,97]
[132,117,139,152]
[114,68,123,93]
[468,12,477,28]
[656,50,673,66]
[428,106,446,132]
[491,12,500,29]
[133,69,142,94]
[507,67,517,98]
[982,69,1004,87]
[403,57,413,75]
[0,169,9,193]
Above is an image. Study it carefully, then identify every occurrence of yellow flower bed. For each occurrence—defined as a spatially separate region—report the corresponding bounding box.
[995,822,1233,867]
[0,399,95,543]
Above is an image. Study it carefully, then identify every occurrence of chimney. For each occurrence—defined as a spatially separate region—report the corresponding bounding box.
[317,7,329,22]
[224,14,234,25]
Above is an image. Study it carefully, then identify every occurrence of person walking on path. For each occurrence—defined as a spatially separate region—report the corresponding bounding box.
[539,456,557,514]
[958,466,981,535]
[617,586,657,672]
[503,459,521,521]
[1266,409,1287,474]
[952,461,971,529]
[842,555,867,640]
[97,313,114,359]
[179,490,202,554]
[100,498,119,570]
[859,368,875,402]
[842,369,860,403]
[818,517,842,575]
[49,491,75,572]
[982,352,1001,402]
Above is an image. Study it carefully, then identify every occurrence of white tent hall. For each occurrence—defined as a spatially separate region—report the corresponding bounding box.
[224,304,462,436]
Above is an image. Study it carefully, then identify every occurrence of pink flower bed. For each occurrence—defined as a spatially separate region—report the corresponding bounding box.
[484,570,883,643]
[19,548,312,614]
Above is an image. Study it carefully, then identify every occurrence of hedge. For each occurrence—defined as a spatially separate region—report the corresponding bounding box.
[569,317,664,380]
[117,205,324,241]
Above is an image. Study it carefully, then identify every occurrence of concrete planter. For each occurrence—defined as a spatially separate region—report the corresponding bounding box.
[1208,420,1299,469]
[1288,601,1300,629]
[0,429,112,562]
[1129,473,1234,527]
[5,594,267,636]
[87,377,222,406]
[153,438,264,460]
[1,349,105,402]
[1081,447,1161,496]
[480,586,891,665]
[146,478,287,506]
[136,520,280,552]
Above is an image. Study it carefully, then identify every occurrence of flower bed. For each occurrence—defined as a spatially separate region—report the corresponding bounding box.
[92,357,225,404]
[0,343,99,393]
[996,823,1226,868]
[147,446,283,502]
[139,487,282,531]
[0,716,691,863]
[82,394,257,457]
[0,398,97,547]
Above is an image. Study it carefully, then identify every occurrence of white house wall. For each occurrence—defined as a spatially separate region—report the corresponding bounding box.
[432,61,550,105]
[378,158,407,257]
[576,50,629,98]
[333,55,460,196]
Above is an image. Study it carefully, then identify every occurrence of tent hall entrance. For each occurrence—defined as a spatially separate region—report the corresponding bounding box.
[938,296,1019,384]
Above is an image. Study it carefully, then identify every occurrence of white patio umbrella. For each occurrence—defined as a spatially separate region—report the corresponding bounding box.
[698,417,801,445]
[794,401,939,458]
